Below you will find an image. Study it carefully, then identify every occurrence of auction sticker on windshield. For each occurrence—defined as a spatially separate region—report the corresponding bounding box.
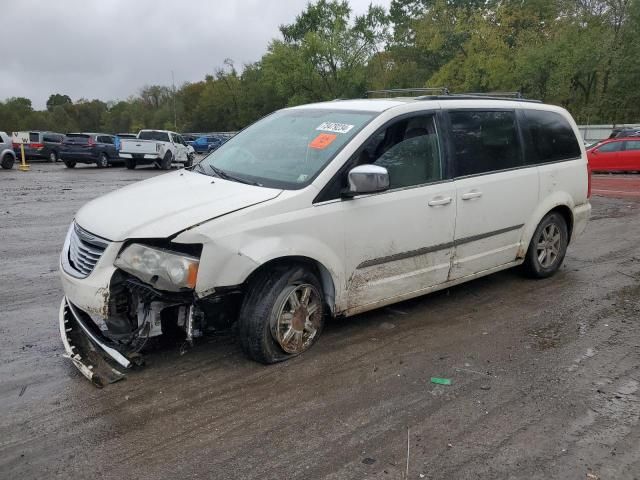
[316,122,354,134]
[309,133,337,150]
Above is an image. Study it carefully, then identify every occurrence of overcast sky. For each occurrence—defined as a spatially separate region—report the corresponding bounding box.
[1,0,391,110]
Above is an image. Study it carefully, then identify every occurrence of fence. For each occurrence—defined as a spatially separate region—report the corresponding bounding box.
[578,124,640,144]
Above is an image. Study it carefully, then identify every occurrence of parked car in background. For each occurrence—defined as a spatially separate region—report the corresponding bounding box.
[119,129,194,169]
[58,94,591,385]
[1,131,16,169]
[12,131,65,162]
[609,127,640,139]
[116,133,137,139]
[60,133,118,168]
[587,137,640,172]
[191,135,225,153]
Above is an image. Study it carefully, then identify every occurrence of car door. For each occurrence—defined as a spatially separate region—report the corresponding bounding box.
[335,112,456,312]
[591,140,623,171]
[172,134,187,162]
[620,140,640,171]
[446,109,538,279]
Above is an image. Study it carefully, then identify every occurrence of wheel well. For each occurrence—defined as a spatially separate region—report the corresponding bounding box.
[244,256,337,315]
[550,205,574,242]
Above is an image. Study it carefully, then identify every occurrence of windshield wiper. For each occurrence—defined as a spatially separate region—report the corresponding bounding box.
[205,164,262,187]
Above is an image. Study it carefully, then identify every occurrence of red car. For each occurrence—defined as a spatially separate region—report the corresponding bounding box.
[587,137,640,172]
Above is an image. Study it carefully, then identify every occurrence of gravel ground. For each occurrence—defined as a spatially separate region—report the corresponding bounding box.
[1,163,639,480]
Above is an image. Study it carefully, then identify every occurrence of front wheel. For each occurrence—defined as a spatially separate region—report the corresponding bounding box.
[185,153,194,168]
[1,153,14,169]
[523,212,568,278]
[49,151,58,162]
[238,264,325,364]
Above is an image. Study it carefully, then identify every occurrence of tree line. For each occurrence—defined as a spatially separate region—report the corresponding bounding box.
[1,0,638,135]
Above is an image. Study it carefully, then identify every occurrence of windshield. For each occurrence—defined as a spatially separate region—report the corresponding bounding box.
[138,130,170,142]
[196,108,375,189]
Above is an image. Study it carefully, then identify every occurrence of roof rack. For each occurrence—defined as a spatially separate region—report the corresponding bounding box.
[366,87,450,98]
[365,88,540,103]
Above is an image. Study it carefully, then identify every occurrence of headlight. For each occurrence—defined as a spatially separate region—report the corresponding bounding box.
[114,243,199,292]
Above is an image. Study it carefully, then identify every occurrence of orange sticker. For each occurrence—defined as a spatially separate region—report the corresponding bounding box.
[309,133,337,150]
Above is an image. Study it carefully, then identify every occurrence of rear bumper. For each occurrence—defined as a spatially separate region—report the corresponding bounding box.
[61,151,97,163]
[572,202,591,238]
[59,297,130,387]
[119,152,159,162]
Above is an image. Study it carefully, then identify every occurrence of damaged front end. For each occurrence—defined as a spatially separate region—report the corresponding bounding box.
[59,223,241,387]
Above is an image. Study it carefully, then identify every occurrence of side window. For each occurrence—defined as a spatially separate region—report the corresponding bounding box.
[29,132,40,142]
[623,140,640,151]
[315,113,443,201]
[372,115,442,189]
[598,141,622,153]
[523,109,581,164]
[449,110,521,176]
[104,136,114,145]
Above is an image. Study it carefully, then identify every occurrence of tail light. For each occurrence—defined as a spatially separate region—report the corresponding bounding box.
[87,137,96,146]
[587,164,592,199]
[30,143,44,149]
[12,142,19,149]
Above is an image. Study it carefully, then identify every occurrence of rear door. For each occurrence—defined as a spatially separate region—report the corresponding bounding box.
[620,140,640,170]
[591,140,623,170]
[447,109,538,279]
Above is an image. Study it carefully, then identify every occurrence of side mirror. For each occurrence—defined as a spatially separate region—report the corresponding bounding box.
[345,164,389,196]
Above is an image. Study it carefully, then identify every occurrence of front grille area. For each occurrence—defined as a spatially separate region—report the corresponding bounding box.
[67,224,109,277]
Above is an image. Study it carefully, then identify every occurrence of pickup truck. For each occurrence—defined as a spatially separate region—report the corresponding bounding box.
[119,130,194,170]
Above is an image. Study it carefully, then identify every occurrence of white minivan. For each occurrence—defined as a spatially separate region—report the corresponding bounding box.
[59,94,591,386]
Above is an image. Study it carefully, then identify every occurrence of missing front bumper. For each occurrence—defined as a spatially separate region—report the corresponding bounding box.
[59,297,131,387]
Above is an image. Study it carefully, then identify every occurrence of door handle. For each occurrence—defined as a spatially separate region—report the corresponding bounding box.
[461,190,483,200]
[428,196,452,207]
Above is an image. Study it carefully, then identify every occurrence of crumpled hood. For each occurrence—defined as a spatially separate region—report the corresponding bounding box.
[74,170,282,241]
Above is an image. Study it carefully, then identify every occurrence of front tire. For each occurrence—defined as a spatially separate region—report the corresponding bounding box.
[96,152,109,168]
[523,212,568,278]
[49,151,58,162]
[185,153,194,168]
[1,153,14,169]
[238,264,325,364]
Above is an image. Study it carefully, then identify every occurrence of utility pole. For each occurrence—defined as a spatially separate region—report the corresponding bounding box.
[171,70,177,131]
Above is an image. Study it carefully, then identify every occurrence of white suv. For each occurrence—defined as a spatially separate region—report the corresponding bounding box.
[58,95,591,385]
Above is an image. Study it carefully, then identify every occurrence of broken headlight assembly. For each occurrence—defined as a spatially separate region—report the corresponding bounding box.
[114,243,199,292]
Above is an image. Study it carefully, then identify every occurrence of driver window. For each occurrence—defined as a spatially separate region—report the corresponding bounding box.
[316,113,443,201]
[359,114,442,189]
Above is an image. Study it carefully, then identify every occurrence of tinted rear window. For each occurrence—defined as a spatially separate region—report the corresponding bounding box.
[524,110,581,164]
[138,131,170,142]
[449,110,522,176]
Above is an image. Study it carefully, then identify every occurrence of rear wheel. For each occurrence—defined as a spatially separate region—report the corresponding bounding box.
[124,158,136,169]
[160,152,173,170]
[523,212,569,278]
[238,264,325,364]
[96,152,109,168]
[1,153,14,169]
[49,151,58,162]
[63,159,76,168]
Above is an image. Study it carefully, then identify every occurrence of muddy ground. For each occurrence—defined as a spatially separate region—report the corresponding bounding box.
[1,163,639,480]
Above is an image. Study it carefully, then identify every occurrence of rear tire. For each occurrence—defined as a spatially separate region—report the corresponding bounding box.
[63,159,76,168]
[523,212,569,278]
[96,152,109,168]
[124,158,136,169]
[238,264,325,364]
[49,151,58,162]
[160,152,173,170]
[1,153,14,169]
